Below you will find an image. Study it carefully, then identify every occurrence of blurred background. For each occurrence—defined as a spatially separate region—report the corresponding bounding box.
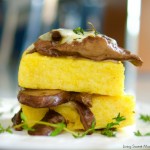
[0,0,149,103]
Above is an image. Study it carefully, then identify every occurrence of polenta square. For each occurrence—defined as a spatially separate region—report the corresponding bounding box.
[21,95,135,130]
[18,52,124,96]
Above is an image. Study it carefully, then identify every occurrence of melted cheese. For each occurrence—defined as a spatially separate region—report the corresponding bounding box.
[39,28,106,44]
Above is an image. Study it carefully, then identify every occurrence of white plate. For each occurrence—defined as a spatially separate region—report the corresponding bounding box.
[0,99,150,150]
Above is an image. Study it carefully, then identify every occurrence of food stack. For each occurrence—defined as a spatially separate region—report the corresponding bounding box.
[12,28,142,136]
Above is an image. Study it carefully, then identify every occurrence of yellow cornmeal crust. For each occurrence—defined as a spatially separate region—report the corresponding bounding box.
[19,51,124,96]
[21,95,135,130]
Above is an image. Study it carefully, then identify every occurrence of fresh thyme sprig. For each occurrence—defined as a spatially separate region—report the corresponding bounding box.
[13,112,126,138]
[139,114,150,122]
[134,130,142,136]
[73,27,84,35]
[101,113,126,137]
[0,123,12,134]
[13,112,96,138]
[0,111,125,138]
[20,112,35,131]
[50,122,66,136]
[134,114,150,137]
[134,130,150,136]
[73,22,99,36]
[73,120,96,138]
[14,120,95,138]
[88,22,99,35]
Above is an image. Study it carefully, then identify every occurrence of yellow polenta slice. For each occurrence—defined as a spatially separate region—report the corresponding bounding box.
[21,105,49,127]
[19,51,124,96]
[21,95,135,130]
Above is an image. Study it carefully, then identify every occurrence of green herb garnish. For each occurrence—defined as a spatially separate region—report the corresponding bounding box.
[139,114,150,122]
[13,113,126,138]
[0,123,12,134]
[73,22,99,36]
[73,27,84,35]
[101,113,126,137]
[20,112,27,122]
[134,130,150,136]
[145,132,150,136]
[50,123,66,136]
[88,22,99,35]
[134,130,142,136]
[14,115,96,138]
[43,120,95,138]
[73,120,96,138]
[134,114,150,136]
[20,112,34,131]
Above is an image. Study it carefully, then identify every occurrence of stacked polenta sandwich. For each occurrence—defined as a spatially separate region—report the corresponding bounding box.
[12,26,142,136]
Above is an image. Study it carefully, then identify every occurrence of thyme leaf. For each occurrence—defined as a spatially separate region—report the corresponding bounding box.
[88,22,99,35]
[0,123,12,134]
[73,120,96,138]
[50,123,66,136]
[139,114,150,122]
[14,113,126,138]
[134,130,150,136]
[20,112,34,131]
[145,132,150,136]
[20,112,27,122]
[101,113,126,137]
[134,114,150,136]
[134,130,142,136]
[73,27,84,35]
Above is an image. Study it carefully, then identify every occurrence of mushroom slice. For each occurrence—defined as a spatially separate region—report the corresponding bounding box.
[18,89,70,108]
